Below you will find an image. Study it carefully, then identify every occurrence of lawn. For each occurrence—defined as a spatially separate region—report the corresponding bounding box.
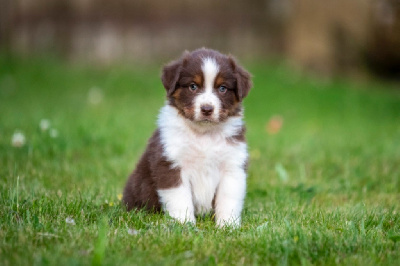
[1,54,400,265]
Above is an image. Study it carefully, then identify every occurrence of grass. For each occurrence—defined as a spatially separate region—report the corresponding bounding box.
[0,54,400,265]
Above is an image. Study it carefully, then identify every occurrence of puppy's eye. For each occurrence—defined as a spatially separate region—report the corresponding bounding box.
[218,86,227,93]
[189,83,198,91]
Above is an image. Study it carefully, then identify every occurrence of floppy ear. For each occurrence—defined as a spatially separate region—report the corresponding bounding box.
[229,56,252,101]
[161,51,189,96]
[161,59,182,96]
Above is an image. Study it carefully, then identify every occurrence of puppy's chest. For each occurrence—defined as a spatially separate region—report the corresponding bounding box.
[175,133,232,211]
[168,132,232,171]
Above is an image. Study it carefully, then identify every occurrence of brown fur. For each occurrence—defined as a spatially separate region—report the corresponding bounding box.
[227,126,246,144]
[123,48,252,213]
[162,48,252,123]
[122,130,181,211]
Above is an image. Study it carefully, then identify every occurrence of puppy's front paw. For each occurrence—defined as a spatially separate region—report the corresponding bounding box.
[216,215,241,228]
[167,211,196,225]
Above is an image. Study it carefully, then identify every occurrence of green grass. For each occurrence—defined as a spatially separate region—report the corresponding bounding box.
[1,54,400,265]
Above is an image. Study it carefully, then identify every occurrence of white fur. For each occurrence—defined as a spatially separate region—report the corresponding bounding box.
[194,57,221,121]
[157,104,248,227]
[157,180,195,223]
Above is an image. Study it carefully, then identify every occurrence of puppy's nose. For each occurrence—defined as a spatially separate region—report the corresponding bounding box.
[201,104,214,116]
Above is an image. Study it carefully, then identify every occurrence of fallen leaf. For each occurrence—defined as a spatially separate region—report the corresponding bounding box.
[266,115,283,134]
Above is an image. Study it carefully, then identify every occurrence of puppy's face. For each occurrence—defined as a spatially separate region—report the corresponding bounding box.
[161,49,252,123]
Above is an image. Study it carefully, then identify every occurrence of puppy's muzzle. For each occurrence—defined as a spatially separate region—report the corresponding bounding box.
[201,104,214,116]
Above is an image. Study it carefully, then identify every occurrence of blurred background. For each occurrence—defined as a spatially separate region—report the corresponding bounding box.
[1,3,400,264]
[1,0,399,79]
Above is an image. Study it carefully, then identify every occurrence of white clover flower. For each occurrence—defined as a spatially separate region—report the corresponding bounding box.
[49,128,58,138]
[127,228,138,235]
[66,217,76,225]
[40,119,50,131]
[256,221,269,231]
[11,131,26,147]
[88,87,103,105]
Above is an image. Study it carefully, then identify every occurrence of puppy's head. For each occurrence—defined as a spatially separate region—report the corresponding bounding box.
[161,48,252,124]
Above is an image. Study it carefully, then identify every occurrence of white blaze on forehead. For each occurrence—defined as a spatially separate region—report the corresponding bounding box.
[201,57,219,90]
[194,57,221,121]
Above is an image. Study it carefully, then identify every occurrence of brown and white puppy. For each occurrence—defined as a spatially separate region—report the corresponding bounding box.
[123,48,252,227]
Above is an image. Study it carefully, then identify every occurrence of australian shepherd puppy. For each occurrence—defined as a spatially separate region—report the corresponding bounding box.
[123,48,252,227]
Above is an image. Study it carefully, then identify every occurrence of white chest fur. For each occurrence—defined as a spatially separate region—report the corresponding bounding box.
[158,105,247,215]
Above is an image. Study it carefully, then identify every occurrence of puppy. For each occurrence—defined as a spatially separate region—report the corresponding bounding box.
[123,48,252,227]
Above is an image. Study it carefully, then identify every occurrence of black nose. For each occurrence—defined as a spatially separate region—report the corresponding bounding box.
[201,105,214,116]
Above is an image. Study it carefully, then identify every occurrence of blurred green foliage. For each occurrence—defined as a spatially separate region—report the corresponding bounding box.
[0,55,399,265]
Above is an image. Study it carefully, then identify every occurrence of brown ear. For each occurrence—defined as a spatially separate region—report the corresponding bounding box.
[161,59,181,96]
[161,51,189,96]
[229,56,252,101]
